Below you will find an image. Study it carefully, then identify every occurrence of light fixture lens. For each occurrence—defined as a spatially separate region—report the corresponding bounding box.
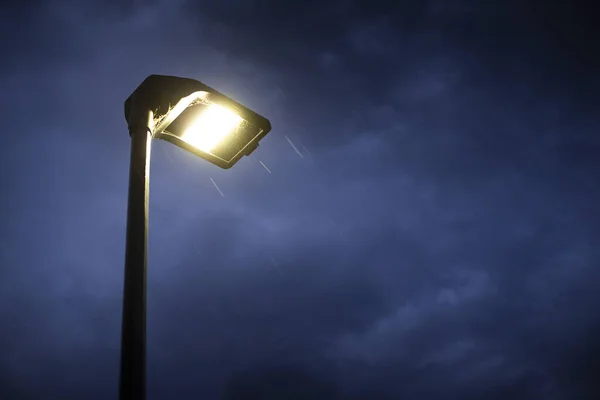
[180,104,242,152]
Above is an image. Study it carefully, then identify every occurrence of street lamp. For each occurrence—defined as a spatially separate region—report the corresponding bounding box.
[120,75,272,400]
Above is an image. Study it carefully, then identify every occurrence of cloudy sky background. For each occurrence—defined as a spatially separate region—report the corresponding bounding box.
[0,1,598,398]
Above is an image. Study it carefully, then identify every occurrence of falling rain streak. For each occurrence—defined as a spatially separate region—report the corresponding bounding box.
[259,160,272,174]
[270,256,283,276]
[296,136,312,159]
[162,143,176,164]
[285,135,304,159]
[210,178,225,197]
[300,144,312,159]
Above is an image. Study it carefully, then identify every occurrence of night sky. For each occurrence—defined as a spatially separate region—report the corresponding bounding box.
[1,1,599,399]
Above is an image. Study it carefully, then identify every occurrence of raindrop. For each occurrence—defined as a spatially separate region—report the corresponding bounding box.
[210,177,225,197]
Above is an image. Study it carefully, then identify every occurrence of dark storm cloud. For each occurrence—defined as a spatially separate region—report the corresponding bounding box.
[0,0,598,399]
[164,1,600,398]
[184,0,599,183]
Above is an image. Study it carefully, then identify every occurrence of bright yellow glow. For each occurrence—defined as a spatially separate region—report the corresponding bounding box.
[180,105,242,152]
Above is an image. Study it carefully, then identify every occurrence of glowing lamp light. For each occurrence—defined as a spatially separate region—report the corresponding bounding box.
[180,104,243,152]
[120,74,273,400]
[125,75,272,169]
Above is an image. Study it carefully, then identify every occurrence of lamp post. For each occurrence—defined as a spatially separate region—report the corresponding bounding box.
[120,75,272,400]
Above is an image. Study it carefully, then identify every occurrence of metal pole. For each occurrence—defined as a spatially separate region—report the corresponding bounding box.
[119,110,153,400]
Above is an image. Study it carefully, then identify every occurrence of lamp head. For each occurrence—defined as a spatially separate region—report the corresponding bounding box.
[124,75,272,169]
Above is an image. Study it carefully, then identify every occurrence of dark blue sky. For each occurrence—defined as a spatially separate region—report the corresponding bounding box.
[1,1,599,399]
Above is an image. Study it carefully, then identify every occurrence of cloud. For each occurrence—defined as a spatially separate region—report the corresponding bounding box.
[1,1,599,399]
